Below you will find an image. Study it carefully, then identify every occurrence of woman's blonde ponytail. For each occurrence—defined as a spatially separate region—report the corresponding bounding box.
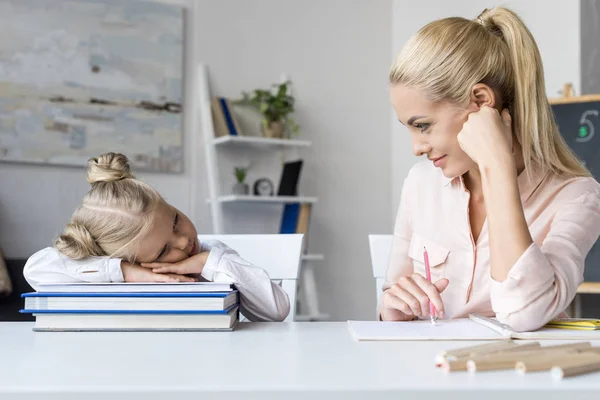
[477,7,590,177]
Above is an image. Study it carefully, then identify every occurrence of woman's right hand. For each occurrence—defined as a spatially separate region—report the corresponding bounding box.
[121,262,196,283]
[380,274,449,321]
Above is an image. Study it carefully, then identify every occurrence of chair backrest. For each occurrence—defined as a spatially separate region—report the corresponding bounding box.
[368,234,393,302]
[197,234,303,322]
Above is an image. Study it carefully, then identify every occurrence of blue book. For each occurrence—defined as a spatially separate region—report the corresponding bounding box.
[20,304,238,315]
[218,97,239,136]
[21,291,239,312]
[280,203,300,233]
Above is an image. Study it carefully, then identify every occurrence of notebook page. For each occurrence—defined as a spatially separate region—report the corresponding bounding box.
[347,319,509,341]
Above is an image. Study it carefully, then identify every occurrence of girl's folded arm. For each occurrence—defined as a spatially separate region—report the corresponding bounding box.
[200,240,291,322]
[23,247,123,290]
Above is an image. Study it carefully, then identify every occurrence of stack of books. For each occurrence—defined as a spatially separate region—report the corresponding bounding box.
[211,97,243,136]
[20,282,239,332]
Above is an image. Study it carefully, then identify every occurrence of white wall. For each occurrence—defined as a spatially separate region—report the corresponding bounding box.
[0,0,393,321]
[390,0,581,212]
[194,0,393,320]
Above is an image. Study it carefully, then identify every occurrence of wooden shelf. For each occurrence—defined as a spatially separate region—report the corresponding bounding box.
[211,135,311,148]
[577,282,600,294]
[209,195,318,204]
[301,254,324,261]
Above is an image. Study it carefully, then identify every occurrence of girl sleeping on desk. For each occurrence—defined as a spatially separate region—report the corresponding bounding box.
[379,6,600,332]
[23,152,289,322]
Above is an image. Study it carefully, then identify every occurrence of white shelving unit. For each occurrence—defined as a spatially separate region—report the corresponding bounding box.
[212,135,311,148]
[197,64,328,322]
[301,254,324,261]
[209,195,318,204]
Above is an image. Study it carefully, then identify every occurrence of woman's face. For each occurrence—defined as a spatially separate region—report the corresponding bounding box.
[133,201,199,264]
[390,84,478,178]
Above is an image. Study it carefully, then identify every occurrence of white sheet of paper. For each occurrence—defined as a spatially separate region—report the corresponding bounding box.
[347,319,508,341]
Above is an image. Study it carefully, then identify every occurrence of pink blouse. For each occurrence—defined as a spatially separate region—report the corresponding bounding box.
[381,160,600,331]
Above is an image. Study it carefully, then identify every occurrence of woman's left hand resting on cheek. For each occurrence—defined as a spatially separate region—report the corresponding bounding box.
[457,105,534,285]
[141,252,210,276]
[457,106,513,168]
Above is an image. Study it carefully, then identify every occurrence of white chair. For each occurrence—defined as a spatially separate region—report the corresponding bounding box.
[197,234,303,322]
[368,234,393,302]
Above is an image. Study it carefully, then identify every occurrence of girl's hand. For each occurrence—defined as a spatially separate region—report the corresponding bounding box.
[141,252,210,275]
[380,274,449,321]
[457,106,513,168]
[121,262,196,283]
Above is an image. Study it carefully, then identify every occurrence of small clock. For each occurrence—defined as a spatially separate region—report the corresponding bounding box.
[253,178,274,196]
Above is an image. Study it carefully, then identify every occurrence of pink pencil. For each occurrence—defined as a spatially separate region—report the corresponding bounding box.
[423,246,437,325]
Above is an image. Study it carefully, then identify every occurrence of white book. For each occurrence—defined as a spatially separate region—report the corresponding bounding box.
[32,307,239,332]
[36,282,232,293]
[347,314,600,341]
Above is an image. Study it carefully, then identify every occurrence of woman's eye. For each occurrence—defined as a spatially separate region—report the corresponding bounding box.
[415,123,430,133]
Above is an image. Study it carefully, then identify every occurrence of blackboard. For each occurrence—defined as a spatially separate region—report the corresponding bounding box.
[550,95,600,281]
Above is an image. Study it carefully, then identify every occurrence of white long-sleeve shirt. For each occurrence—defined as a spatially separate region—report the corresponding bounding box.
[23,240,290,322]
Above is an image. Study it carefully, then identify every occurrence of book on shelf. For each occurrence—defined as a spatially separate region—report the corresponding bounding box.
[280,202,312,253]
[211,97,243,137]
[277,160,303,196]
[280,203,311,233]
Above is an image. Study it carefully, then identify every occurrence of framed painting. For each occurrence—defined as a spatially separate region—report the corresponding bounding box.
[0,0,184,173]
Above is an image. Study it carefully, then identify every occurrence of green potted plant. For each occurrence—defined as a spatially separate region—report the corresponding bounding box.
[236,81,300,139]
[233,166,249,195]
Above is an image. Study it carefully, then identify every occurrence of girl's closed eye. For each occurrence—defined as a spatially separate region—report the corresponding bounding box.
[157,244,168,259]
[156,212,180,260]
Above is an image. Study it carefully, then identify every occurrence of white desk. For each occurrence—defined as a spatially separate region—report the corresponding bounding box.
[1,321,600,400]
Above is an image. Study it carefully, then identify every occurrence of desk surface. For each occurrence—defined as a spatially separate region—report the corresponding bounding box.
[2,322,600,400]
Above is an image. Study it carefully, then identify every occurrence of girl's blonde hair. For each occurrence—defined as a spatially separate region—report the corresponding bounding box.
[389,6,590,178]
[55,152,163,260]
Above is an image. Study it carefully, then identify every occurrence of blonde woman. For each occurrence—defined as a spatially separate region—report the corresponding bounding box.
[380,7,600,331]
[23,152,290,322]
